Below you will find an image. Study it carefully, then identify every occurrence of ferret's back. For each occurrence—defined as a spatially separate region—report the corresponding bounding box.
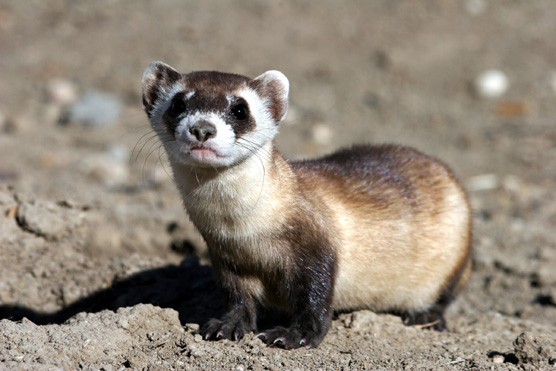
[291,144,460,212]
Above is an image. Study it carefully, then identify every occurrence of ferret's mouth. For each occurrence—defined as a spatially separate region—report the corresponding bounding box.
[189,145,219,160]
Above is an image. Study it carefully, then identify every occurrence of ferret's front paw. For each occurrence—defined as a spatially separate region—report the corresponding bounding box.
[200,318,249,341]
[257,326,323,349]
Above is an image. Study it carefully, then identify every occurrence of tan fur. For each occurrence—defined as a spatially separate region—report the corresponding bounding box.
[291,148,471,313]
[171,142,470,313]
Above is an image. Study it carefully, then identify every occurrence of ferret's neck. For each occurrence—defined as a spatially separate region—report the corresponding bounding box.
[171,142,294,236]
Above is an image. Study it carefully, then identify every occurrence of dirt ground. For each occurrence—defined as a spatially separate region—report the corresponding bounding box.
[1,0,556,370]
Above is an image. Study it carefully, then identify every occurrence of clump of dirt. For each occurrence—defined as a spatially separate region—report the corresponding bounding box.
[512,332,556,369]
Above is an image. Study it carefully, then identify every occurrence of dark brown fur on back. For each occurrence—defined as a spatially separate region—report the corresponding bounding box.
[292,144,451,210]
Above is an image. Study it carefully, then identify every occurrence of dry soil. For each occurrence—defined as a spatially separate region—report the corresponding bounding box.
[1,1,556,370]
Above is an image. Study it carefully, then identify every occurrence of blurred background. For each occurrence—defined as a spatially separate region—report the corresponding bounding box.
[1,1,556,366]
[2,1,555,191]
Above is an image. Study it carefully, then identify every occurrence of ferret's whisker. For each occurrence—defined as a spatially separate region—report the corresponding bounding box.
[132,133,160,163]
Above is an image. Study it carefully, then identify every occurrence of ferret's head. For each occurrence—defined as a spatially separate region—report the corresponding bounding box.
[142,62,289,168]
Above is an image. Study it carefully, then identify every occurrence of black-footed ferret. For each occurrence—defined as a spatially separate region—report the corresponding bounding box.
[141,62,472,349]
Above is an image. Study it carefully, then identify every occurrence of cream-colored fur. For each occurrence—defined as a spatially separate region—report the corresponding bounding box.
[320,179,470,312]
[171,142,290,272]
[142,62,470,317]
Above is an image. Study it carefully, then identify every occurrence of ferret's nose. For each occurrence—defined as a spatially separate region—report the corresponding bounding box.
[189,121,217,142]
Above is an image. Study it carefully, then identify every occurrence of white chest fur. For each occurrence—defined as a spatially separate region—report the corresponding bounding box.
[172,143,287,243]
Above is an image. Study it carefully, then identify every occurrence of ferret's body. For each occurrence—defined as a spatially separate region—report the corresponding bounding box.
[142,62,472,349]
[292,145,471,313]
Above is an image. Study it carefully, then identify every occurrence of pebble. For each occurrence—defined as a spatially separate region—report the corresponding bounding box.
[67,91,123,126]
[186,323,200,332]
[465,174,499,192]
[312,123,333,145]
[474,69,509,98]
[117,318,129,329]
[46,79,78,106]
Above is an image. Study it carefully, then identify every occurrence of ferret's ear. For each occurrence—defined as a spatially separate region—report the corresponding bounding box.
[251,70,289,123]
[142,61,182,117]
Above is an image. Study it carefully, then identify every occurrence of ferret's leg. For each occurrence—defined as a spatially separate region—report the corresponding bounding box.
[200,271,257,341]
[402,250,472,332]
[400,278,454,332]
[401,305,448,332]
[257,252,336,349]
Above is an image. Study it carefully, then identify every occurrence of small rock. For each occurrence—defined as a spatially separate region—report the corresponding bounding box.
[465,174,499,192]
[312,123,333,145]
[46,79,78,106]
[474,69,509,98]
[67,91,123,126]
[492,354,504,364]
[185,323,200,332]
[194,334,202,343]
[117,318,129,330]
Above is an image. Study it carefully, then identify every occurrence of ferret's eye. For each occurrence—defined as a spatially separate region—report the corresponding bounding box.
[169,99,186,116]
[231,104,248,121]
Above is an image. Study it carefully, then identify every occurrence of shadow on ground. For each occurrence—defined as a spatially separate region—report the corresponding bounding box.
[0,256,223,326]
